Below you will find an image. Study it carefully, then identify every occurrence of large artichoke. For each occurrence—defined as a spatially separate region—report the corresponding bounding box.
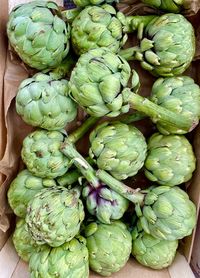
[8,169,56,218]
[132,228,178,269]
[96,172,196,240]
[120,13,195,77]
[85,220,132,276]
[144,133,196,186]
[16,73,77,131]
[150,76,200,135]
[26,187,85,247]
[69,47,138,117]
[89,121,147,180]
[21,130,70,178]
[71,5,127,55]
[141,0,191,13]
[7,1,70,71]
[13,219,45,262]
[29,236,89,278]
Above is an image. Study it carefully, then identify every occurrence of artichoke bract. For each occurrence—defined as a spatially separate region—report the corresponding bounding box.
[26,187,85,247]
[145,133,196,186]
[16,73,77,131]
[120,13,195,77]
[8,169,56,218]
[61,140,129,224]
[136,186,196,241]
[85,221,132,276]
[141,0,190,13]
[7,1,70,71]
[71,5,127,55]
[132,228,178,269]
[21,130,70,178]
[29,236,89,278]
[69,48,138,117]
[150,76,200,134]
[89,121,147,180]
[13,219,45,262]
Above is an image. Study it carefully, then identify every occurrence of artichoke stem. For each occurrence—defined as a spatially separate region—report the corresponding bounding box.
[119,112,146,124]
[128,92,195,133]
[57,170,80,186]
[124,15,158,34]
[96,170,144,204]
[68,116,99,144]
[61,141,99,187]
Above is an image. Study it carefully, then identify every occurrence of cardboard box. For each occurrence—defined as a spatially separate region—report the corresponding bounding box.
[0,0,200,277]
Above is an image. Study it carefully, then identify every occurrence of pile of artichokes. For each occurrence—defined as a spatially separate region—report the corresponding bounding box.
[7,0,199,277]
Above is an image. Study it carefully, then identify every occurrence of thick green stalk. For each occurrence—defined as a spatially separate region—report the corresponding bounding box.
[61,141,99,187]
[96,169,144,204]
[123,89,195,133]
[124,15,157,34]
[119,112,146,124]
[68,116,99,144]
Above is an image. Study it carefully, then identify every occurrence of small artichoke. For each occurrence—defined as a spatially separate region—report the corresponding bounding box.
[7,1,70,71]
[136,186,196,240]
[85,220,132,276]
[150,76,200,135]
[120,13,195,76]
[8,169,56,218]
[69,47,139,117]
[145,133,196,186]
[89,121,147,180]
[29,236,89,278]
[26,187,85,247]
[141,0,190,13]
[13,218,45,262]
[16,73,77,131]
[71,5,127,55]
[82,182,129,224]
[21,130,70,178]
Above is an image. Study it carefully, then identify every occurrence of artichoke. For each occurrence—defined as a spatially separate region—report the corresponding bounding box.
[13,219,45,262]
[150,76,200,135]
[71,5,127,55]
[89,121,147,180]
[141,0,190,13]
[61,140,129,224]
[74,0,117,7]
[132,228,178,269]
[120,13,195,77]
[26,187,84,247]
[144,133,196,186]
[8,169,56,218]
[69,47,138,117]
[85,220,132,276]
[96,172,196,240]
[7,1,70,71]
[29,236,89,278]
[16,73,77,131]
[21,130,70,179]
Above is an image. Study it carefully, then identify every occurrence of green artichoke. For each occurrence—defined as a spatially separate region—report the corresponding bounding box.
[29,236,89,278]
[69,47,139,117]
[8,169,56,218]
[13,219,45,262]
[26,187,84,247]
[145,133,196,186]
[141,0,190,13]
[95,172,196,240]
[74,0,117,7]
[89,121,147,180]
[120,13,195,77]
[21,130,70,178]
[85,221,132,276]
[150,76,200,134]
[132,228,178,269]
[7,1,70,71]
[136,186,196,241]
[71,5,127,55]
[16,73,77,130]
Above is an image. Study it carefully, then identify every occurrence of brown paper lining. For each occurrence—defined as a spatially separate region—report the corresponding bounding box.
[1,0,200,261]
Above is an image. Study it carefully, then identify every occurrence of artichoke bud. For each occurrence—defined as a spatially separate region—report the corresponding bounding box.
[101,4,116,14]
